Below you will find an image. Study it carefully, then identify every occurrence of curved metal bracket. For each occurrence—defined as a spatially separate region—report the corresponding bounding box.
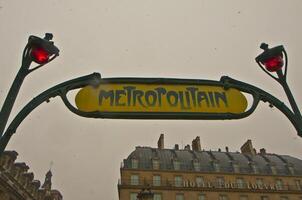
[0,73,101,153]
[220,76,302,136]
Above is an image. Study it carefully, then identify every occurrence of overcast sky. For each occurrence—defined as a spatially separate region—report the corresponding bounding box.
[1,0,302,199]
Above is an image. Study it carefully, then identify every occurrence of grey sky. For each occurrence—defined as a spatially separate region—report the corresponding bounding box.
[1,0,302,199]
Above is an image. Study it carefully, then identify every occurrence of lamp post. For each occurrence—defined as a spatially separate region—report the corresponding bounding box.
[137,188,154,200]
[255,43,302,129]
[0,33,59,138]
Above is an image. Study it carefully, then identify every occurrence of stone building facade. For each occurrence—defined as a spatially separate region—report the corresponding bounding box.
[118,134,302,200]
[0,151,62,200]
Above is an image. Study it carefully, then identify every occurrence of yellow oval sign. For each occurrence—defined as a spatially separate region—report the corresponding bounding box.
[75,79,248,115]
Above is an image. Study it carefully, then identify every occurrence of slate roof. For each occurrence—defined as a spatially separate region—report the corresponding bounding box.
[123,147,302,176]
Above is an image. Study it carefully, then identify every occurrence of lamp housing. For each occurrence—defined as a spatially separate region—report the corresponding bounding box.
[27,34,59,64]
[255,44,285,72]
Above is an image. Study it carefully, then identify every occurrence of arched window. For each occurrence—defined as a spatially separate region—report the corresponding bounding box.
[232,163,240,173]
[131,158,138,169]
[152,159,160,170]
[287,164,295,175]
[212,161,220,172]
[193,159,200,171]
[270,165,277,175]
[173,160,180,170]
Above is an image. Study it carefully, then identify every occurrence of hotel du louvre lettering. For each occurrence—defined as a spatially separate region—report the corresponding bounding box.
[75,78,248,119]
[182,180,284,191]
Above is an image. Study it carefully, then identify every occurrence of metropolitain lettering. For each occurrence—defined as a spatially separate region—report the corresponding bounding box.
[98,86,228,110]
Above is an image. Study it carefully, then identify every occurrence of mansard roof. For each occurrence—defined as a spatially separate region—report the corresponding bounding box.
[123,146,302,176]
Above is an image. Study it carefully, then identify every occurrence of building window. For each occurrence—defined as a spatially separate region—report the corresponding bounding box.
[175,176,183,187]
[249,162,258,174]
[173,160,180,170]
[130,193,138,200]
[153,175,161,186]
[213,162,220,172]
[216,177,225,188]
[176,194,184,200]
[271,165,277,175]
[233,163,240,173]
[219,194,228,200]
[196,176,204,187]
[193,160,200,171]
[131,159,138,169]
[240,195,248,200]
[152,159,160,170]
[256,178,264,189]
[261,196,269,200]
[236,178,245,189]
[198,194,206,200]
[154,193,162,200]
[295,180,301,190]
[251,164,258,174]
[276,179,283,190]
[288,165,295,175]
[130,175,139,185]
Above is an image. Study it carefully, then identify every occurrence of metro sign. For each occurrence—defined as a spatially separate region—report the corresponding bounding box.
[75,77,248,120]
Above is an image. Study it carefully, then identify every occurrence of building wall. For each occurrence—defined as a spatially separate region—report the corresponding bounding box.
[118,137,302,200]
[0,151,63,200]
[119,189,302,200]
[119,168,302,200]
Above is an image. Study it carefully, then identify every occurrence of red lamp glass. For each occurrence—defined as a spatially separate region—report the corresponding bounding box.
[30,46,50,64]
[256,44,285,73]
[262,54,284,72]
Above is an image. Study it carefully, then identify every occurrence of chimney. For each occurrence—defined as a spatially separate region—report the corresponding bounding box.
[240,139,256,155]
[184,144,191,150]
[157,134,164,149]
[192,136,201,151]
[174,144,179,150]
[260,148,266,155]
